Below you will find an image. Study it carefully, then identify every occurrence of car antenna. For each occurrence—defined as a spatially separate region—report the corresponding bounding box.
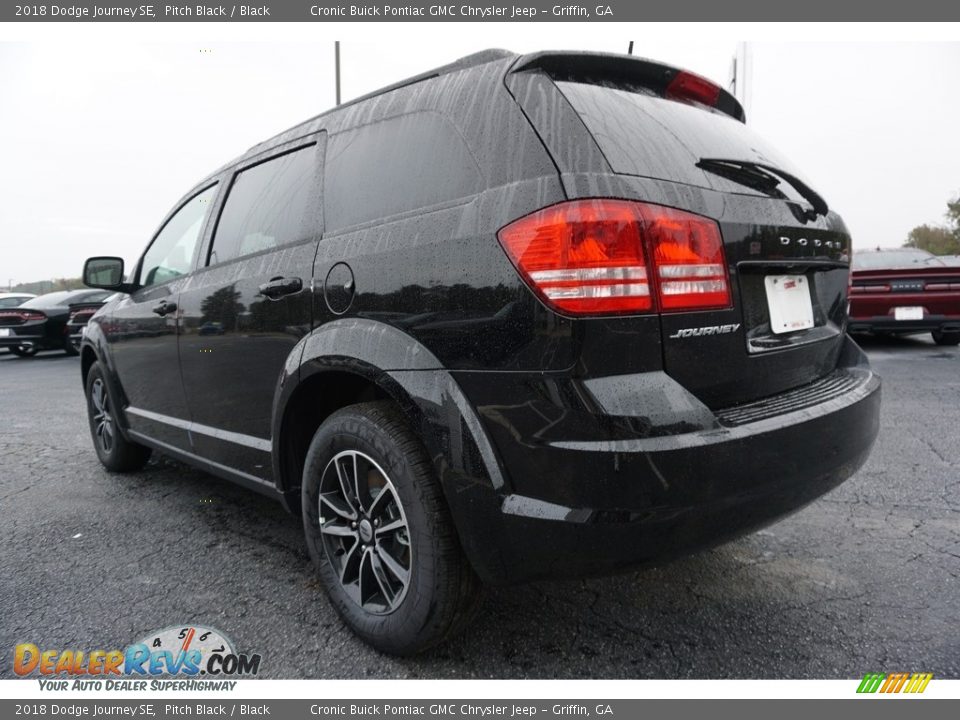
[335,41,341,106]
[627,41,634,55]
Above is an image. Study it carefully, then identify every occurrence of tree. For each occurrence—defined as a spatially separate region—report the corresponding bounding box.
[200,284,244,330]
[904,224,960,255]
[904,193,960,255]
[948,196,960,231]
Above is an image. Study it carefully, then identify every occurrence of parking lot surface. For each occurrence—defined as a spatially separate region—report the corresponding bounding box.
[0,336,957,679]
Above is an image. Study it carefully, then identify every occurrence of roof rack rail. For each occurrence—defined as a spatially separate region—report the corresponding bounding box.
[344,48,517,108]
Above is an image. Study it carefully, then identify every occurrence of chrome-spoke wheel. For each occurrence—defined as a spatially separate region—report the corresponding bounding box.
[90,378,115,455]
[319,449,411,615]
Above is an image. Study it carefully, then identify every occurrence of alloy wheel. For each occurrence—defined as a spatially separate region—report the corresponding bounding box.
[90,378,115,454]
[318,450,412,615]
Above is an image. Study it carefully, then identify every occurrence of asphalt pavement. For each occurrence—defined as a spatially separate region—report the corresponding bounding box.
[0,335,957,679]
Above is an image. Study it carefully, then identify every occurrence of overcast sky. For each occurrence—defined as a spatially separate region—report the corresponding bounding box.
[1,39,958,285]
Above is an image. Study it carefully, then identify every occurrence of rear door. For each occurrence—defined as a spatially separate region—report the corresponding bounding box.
[177,134,325,482]
[515,66,852,408]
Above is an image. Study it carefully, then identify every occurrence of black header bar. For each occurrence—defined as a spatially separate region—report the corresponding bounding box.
[3,0,960,22]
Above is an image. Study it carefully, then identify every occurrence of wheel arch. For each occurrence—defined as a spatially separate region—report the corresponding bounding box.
[273,319,511,583]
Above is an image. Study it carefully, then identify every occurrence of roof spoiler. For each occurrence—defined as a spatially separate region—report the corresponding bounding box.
[511,51,746,123]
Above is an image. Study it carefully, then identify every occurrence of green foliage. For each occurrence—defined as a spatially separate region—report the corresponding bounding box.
[904,192,960,255]
[904,224,960,255]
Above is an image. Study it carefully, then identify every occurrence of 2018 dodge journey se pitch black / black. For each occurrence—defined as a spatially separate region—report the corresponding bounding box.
[80,49,881,654]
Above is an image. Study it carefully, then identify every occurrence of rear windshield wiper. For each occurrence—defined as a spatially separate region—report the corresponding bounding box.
[697,158,829,218]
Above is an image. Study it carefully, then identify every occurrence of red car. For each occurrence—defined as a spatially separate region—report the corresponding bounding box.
[849,249,960,345]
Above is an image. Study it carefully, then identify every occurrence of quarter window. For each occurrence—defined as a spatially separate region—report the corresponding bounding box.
[209,144,319,266]
[324,112,482,230]
[141,185,217,288]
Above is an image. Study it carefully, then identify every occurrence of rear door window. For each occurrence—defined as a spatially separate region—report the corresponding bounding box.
[324,112,482,230]
[208,143,320,266]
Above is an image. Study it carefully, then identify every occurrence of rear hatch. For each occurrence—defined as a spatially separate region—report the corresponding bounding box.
[508,53,852,408]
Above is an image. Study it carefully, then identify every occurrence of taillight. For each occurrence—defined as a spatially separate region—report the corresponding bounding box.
[0,310,46,322]
[925,283,960,291]
[665,70,722,108]
[497,199,730,316]
[850,284,891,293]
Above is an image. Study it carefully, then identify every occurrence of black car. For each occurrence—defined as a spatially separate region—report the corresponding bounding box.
[79,50,881,654]
[65,294,116,353]
[1,289,113,357]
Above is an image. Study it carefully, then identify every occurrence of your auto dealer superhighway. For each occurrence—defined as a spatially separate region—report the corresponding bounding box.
[309,5,602,18]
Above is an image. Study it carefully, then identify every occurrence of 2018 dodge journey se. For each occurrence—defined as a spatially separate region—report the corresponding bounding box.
[80,49,881,654]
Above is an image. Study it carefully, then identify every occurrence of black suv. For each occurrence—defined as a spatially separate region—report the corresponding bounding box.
[80,50,881,654]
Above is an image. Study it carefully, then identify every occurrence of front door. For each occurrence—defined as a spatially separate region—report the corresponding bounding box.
[177,136,325,482]
[107,184,218,450]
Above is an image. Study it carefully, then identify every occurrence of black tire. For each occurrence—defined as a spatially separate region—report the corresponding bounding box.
[9,345,38,357]
[302,401,480,655]
[64,337,80,356]
[932,330,960,346]
[85,361,151,472]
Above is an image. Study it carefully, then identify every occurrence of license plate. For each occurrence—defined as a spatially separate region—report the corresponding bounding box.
[765,274,814,334]
[894,306,924,321]
[0,328,10,337]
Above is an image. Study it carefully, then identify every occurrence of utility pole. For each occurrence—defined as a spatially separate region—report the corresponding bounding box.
[335,41,341,106]
[730,41,750,119]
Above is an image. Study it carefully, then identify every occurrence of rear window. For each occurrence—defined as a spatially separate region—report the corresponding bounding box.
[852,250,944,270]
[324,112,482,231]
[555,80,806,197]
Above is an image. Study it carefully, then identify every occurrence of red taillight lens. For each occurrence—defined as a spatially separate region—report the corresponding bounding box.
[651,213,730,311]
[496,200,652,315]
[665,70,722,108]
[851,284,891,293]
[924,283,960,291]
[497,199,730,316]
[5,310,45,321]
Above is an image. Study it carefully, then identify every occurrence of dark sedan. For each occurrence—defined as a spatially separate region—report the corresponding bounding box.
[849,249,960,345]
[0,289,114,357]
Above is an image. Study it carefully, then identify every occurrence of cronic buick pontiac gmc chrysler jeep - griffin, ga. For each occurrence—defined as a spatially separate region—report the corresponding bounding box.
[79,50,881,654]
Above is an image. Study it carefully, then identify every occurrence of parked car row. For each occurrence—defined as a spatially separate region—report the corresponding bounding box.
[0,289,114,357]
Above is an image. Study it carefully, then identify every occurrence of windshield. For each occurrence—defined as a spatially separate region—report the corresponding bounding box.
[852,250,944,270]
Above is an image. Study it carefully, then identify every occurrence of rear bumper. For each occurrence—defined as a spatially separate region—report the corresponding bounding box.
[450,335,881,584]
[0,330,46,348]
[849,314,960,334]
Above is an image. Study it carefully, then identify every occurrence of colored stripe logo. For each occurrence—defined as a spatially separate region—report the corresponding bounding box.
[857,673,933,694]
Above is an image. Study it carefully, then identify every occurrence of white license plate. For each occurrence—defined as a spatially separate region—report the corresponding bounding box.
[894,306,924,321]
[765,274,814,334]
[0,328,10,337]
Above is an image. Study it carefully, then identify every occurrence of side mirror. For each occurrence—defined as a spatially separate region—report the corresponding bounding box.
[83,256,134,292]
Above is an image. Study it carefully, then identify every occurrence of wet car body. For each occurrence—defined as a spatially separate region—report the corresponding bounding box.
[79,49,882,651]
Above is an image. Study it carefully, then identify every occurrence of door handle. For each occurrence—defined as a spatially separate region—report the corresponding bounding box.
[258,276,303,299]
[152,301,177,316]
